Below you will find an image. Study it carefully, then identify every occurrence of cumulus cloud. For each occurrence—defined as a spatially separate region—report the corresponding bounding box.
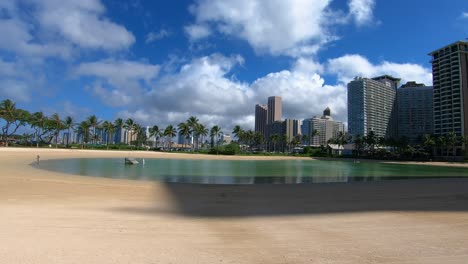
[186,0,333,56]
[252,71,347,122]
[71,53,431,132]
[111,54,347,132]
[327,54,433,85]
[186,0,378,56]
[0,17,72,59]
[32,0,135,50]
[0,0,134,60]
[74,59,160,106]
[348,0,375,26]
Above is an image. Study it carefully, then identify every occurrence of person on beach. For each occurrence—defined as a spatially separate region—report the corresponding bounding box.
[36,155,40,165]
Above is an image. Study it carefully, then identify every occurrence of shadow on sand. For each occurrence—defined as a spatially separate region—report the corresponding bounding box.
[114,178,468,218]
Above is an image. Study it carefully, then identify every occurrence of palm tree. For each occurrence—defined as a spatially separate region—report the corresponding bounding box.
[30,111,50,147]
[164,125,177,150]
[50,113,64,148]
[210,125,222,154]
[86,115,100,144]
[301,134,309,146]
[0,99,30,147]
[186,116,199,150]
[422,134,435,158]
[437,135,447,159]
[232,125,243,142]
[194,123,208,150]
[102,121,116,149]
[365,131,377,156]
[133,124,146,148]
[76,121,91,148]
[124,118,136,147]
[149,125,161,148]
[64,116,74,147]
[114,118,124,147]
[336,131,347,153]
[354,135,364,157]
[270,134,279,153]
[244,130,254,150]
[254,132,264,150]
[178,122,191,150]
[446,132,458,160]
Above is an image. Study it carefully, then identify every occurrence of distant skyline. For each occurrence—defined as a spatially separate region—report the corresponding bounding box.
[0,0,467,132]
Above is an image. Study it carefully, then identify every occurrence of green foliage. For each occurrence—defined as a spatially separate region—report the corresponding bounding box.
[208,143,240,155]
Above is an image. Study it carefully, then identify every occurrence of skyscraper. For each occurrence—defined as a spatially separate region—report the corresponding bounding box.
[254,104,268,138]
[429,40,468,156]
[267,96,282,124]
[347,75,400,139]
[397,82,433,144]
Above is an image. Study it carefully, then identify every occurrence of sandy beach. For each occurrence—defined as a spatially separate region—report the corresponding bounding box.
[1,148,468,264]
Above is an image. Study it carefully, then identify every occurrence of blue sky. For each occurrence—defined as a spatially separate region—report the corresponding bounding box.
[0,0,467,132]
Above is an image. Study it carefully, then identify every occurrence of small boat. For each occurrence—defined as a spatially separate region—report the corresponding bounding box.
[125,157,139,165]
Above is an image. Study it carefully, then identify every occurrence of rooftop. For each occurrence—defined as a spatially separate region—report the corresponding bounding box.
[428,40,468,55]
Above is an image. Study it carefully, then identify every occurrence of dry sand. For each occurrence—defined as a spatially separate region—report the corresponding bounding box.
[1,148,468,264]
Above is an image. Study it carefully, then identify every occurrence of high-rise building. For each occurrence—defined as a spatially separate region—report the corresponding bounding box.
[429,41,468,155]
[267,96,282,124]
[283,119,301,142]
[254,104,268,138]
[301,107,345,146]
[347,75,400,139]
[397,82,434,144]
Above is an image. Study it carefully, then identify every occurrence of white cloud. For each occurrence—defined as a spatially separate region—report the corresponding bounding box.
[252,71,347,122]
[186,0,378,56]
[0,80,32,102]
[348,0,375,26]
[293,57,324,74]
[462,12,468,18]
[184,24,212,41]
[186,0,333,56]
[111,54,347,132]
[74,59,160,106]
[145,29,171,44]
[327,54,432,85]
[33,0,135,50]
[0,18,72,59]
[76,53,431,131]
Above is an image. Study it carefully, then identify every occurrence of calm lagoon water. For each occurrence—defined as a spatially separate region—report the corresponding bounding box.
[36,158,468,184]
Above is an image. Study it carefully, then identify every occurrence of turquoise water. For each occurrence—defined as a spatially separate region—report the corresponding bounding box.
[35,158,468,184]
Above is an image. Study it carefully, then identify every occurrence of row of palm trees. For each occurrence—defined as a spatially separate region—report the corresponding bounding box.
[0,99,227,151]
[231,125,308,153]
[329,131,468,160]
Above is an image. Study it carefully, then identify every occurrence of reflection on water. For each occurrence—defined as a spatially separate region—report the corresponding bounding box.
[35,158,468,184]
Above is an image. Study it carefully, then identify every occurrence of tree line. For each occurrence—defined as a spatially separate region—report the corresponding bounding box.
[0,99,225,150]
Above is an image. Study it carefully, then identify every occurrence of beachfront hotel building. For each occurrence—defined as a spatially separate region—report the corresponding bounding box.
[347,75,400,139]
[397,82,434,144]
[267,96,282,124]
[429,40,468,156]
[302,107,345,146]
[254,96,283,139]
[254,104,268,138]
[283,119,301,142]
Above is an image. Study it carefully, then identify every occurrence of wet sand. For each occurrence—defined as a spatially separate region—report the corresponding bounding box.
[1,148,468,263]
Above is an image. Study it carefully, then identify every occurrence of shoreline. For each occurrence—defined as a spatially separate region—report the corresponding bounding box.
[2,147,468,168]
